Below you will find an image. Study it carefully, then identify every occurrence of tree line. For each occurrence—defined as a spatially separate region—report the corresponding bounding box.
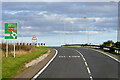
[101,40,120,48]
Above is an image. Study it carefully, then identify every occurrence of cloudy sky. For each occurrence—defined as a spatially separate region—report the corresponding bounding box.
[1,2,119,46]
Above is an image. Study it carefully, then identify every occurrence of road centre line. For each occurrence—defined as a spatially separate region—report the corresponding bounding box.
[74,49,93,80]
[31,49,58,80]
[59,56,80,58]
[85,62,88,66]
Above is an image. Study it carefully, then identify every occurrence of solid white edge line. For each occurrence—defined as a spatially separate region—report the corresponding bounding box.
[89,48,120,63]
[31,49,58,80]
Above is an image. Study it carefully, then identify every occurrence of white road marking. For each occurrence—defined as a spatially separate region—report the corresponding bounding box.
[75,49,93,80]
[83,58,86,61]
[85,62,88,66]
[31,49,58,80]
[90,76,93,80]
[59,56,80,58]
[87,48,120,63]
[87,67,91,74]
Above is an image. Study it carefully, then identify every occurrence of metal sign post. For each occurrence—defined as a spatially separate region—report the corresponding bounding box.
[6,39,8,57]
[5,23,17,58]
[14,39,15,58]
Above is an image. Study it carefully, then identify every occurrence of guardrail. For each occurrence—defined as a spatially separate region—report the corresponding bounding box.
[62,44,120,54]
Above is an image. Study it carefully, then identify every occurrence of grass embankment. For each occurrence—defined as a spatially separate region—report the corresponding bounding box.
[2,48,48,79]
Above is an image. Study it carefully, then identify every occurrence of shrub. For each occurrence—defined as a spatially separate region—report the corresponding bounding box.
[1,43,35,54]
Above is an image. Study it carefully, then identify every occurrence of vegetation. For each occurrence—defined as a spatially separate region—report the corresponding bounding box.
[2,43,32,52]
[114,42,120,48]
[2,43,35,57]
[2,48,48,79]
[101,40,120,48]
[101,40,114,47]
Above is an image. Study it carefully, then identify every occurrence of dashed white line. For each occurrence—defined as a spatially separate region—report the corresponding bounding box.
[31,49,58,80]
[75,49,93,80]
[85,62,88,66]
[90,76,93,80]
[83,58,86,61]
[59,56,80,58]
[87,67,91,74]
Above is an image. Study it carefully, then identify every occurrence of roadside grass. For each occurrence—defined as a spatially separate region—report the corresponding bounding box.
[2,48,48,79]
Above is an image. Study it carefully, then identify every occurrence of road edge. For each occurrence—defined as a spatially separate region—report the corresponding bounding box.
[31,49,58,80]
[14,49,57,79]
[92,49,120,63]
[85,48,120,63]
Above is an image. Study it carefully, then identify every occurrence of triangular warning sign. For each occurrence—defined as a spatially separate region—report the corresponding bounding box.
[32,35,37,40]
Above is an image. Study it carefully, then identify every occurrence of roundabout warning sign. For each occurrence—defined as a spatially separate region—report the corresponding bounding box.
[32,35,37,40]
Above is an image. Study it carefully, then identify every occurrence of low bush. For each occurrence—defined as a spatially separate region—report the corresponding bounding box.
[1,43,35,55]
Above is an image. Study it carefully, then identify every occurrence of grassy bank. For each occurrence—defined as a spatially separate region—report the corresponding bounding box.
[2,48,48,79]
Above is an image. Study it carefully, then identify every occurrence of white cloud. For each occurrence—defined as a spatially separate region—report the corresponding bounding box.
[53,31,73,33]
[63,17,115,23]
[79,31,101,34]
[38,11,48,15]
[24,26,32,29]
[4,10,30,15]
[53,30,102,34]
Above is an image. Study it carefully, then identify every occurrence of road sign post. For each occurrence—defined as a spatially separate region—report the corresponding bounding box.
[14,39,15,58]
[5,23,17,58]
[6,39,8,57]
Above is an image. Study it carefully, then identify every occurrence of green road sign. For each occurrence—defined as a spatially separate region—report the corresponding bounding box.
[5,23,17,39]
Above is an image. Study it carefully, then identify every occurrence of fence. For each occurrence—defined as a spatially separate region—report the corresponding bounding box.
[62,44,120,54]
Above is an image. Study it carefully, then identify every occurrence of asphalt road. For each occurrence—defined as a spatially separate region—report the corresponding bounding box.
[34,47,119,80]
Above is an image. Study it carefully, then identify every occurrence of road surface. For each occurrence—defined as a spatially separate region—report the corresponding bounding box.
[34,47,119,80]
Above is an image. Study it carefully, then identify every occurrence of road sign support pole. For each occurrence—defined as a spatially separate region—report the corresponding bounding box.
[6,39,8,57]
[14,39,15,58]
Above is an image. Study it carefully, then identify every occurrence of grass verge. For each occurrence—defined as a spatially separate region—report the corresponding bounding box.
[2,48,48,79]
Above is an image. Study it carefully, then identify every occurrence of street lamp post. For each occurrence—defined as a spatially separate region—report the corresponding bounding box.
[64,21,66,45]
[110,1,120,42]
[70,21,74,44]
[87,20,90,45]
[83,17,90,45]
[118,1,120,42]
[21,21,24,45]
